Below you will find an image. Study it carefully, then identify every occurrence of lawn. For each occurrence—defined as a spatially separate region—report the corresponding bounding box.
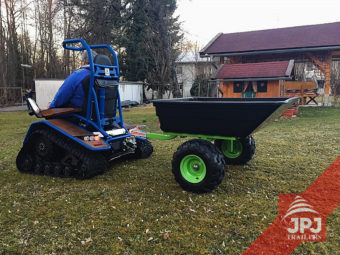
[0,106,339,254]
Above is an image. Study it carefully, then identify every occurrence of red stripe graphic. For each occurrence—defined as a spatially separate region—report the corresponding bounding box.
[242,157,340,255]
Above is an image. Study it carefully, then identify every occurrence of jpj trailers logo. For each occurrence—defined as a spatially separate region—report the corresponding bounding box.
[242,157,340,255]
[279,194,326,241]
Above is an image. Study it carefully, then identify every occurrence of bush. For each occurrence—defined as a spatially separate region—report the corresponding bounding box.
[190,74,210,97]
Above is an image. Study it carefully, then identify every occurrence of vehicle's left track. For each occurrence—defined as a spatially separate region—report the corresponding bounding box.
[16,126,107,179]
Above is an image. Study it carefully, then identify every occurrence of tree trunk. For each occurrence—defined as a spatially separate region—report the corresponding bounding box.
[0,0,6,87]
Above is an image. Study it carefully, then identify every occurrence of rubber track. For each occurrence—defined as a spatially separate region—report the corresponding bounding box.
[16,126,107,179]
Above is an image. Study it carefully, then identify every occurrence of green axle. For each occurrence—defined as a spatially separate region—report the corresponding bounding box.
[146,132,236,142]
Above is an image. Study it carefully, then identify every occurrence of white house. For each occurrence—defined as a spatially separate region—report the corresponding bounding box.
[175,51,214,97]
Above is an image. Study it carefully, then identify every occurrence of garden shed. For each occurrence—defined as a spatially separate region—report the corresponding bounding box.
[214,60,294,98]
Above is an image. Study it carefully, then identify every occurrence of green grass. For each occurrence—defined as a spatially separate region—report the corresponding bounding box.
[0,106,339,254]
[316,95,340,106]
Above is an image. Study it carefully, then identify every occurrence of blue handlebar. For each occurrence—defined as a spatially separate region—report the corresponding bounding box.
[62,38,89,51]
[62,38,119,69]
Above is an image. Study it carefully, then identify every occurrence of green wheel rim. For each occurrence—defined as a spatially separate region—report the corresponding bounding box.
[180,154,206,183]
[221,140,243,159]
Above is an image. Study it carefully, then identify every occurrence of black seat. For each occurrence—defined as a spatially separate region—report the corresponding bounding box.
[93,55,118,120]
[94,54,112,66]
[81,54,119,123]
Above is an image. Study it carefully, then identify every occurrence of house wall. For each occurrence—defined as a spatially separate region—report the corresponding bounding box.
[176,62,214,97]
[177,63,196,97]
[220,80,281,98]
[257,80,280,97]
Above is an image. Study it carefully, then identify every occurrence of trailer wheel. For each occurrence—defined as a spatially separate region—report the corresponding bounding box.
[215,135,255,165]
[172,139,225,193]
[134,139,153,159]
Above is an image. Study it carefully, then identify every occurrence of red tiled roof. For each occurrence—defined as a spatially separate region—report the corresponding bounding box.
[201,22,340,55]
[214,61,292,80]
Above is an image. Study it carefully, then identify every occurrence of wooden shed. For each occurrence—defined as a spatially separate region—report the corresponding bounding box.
[200,22,340,104]
[214,60,294,98]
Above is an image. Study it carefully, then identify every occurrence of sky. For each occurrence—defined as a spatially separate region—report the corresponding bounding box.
[176,0,340,49]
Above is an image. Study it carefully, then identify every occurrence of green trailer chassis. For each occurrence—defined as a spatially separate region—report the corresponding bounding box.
[146,131,236,141]
[130,127,255,193]
[146,131,243,160]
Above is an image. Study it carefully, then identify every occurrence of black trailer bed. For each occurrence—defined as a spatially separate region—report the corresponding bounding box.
[152,97,299,137]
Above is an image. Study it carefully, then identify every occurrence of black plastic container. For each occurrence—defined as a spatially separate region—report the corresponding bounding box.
[153,97,299,137]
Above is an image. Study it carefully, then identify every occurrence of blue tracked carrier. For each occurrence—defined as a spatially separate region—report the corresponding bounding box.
[16,39,153,179]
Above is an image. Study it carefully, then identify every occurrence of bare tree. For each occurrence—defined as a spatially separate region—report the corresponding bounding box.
[4,0,21,87]
[0,0,6,87]
[0,0,184,105]
[31,0,63,78]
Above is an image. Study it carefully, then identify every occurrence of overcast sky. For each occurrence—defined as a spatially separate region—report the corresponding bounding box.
[176,0,340,48]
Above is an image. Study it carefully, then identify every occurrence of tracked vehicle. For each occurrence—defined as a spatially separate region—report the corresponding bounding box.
[16,39,153,179]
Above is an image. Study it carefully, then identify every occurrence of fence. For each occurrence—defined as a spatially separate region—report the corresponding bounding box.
[0,87,24,107]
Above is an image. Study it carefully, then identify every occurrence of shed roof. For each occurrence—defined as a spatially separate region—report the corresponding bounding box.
[201,22,340,56]
[214,60,294,81]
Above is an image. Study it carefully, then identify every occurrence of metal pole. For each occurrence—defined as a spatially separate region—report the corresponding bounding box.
[207,82,210,97]
[22,68,24,88]
[216,79,220,98]
[21,88,24,106]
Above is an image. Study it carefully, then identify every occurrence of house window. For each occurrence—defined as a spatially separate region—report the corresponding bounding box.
[233,82,243,93]
[257,81,267,92]
[176,66,183,75]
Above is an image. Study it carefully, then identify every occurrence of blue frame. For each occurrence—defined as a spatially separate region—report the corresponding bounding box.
[24,38,147,152]
[62,38,125,138]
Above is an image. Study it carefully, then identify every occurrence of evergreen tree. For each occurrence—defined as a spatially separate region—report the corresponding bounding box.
[122,0,150,81]
[67,0,126,51]
[122,0,182,98]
